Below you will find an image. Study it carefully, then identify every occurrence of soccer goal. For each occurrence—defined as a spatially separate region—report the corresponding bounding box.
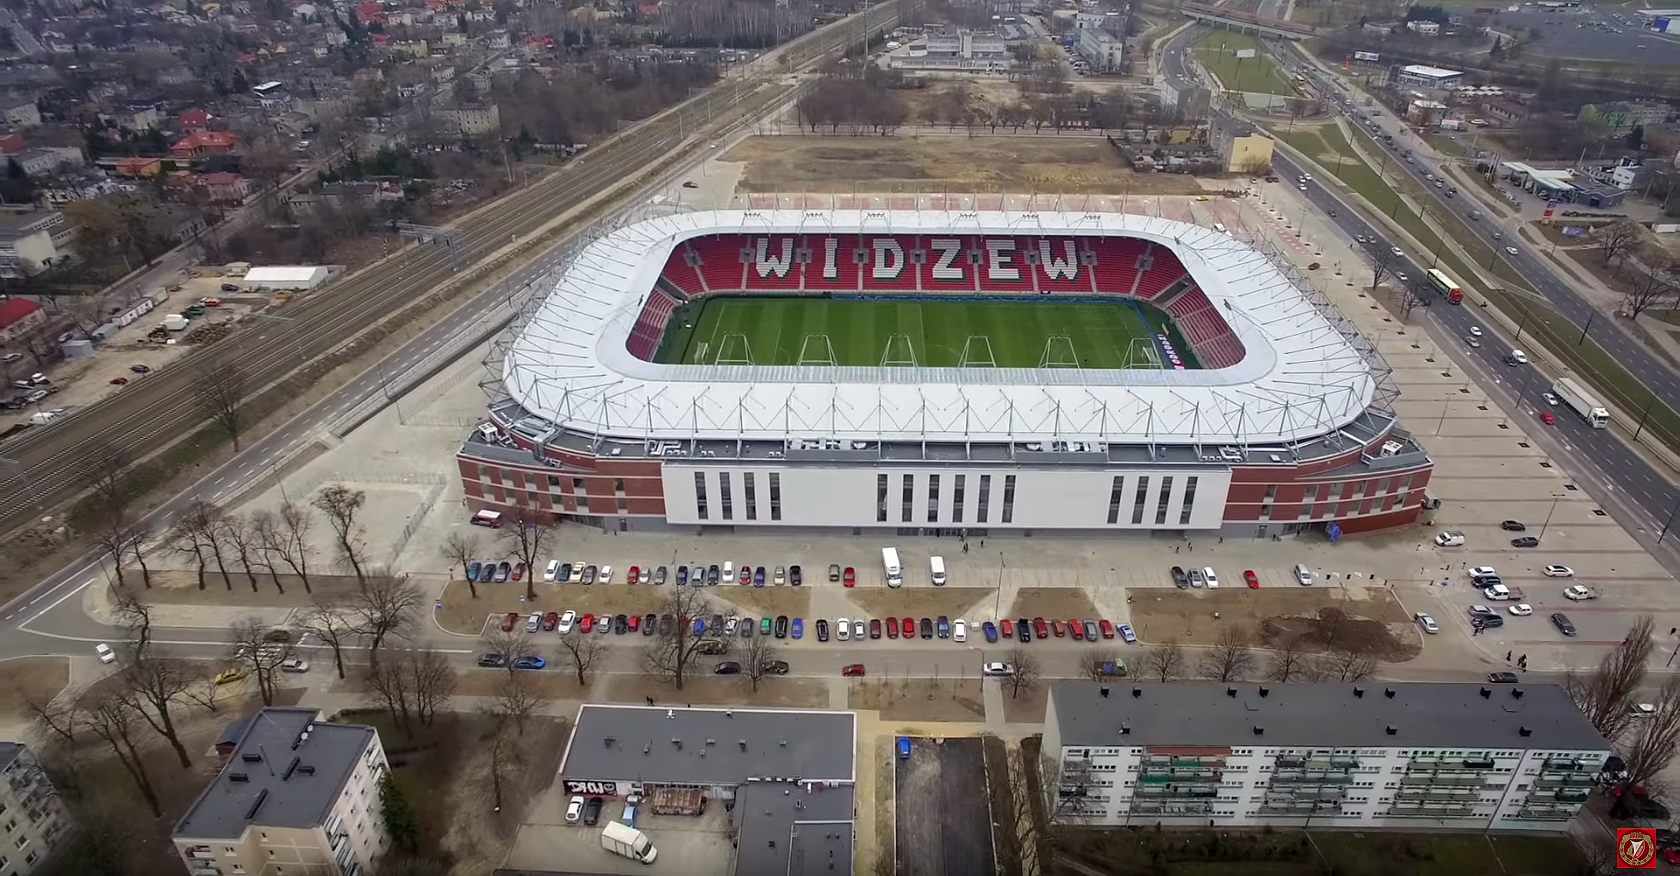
[959,335,997,367]
[1123,337,1164,370]
[714,333,755,365]
[880,334,918,367]
[1038,335,1080,368]
[797,334,838,366]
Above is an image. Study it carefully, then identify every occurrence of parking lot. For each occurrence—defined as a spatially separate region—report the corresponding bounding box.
[506,785,735,875]
[894,736,995,876]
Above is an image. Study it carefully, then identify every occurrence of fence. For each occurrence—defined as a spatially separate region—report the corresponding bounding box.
[388,482,444,567]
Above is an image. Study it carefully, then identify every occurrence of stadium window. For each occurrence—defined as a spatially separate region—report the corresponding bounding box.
[1377,477,1393,497]
[1179,476,1197,526]
[928,474,940,523]
[952,475,965,523]
[1001,475,1016,524]
[1131,476,1150,525]
[744,472,757,521]
[548,475,560,488]
[1107,476,1124,525]
[977,475,991,523]
[693,473,708,520]
[902,475,914,523]
[719,472,733,521]
[1155,476,1174,525]
[877,474,888,523]
[770,473,782,521]
[614,478,626,514]
[574,477,588,513]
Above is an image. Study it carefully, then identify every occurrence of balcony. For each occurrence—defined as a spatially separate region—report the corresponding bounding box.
[187,867,223,876]
[1397,788,1482,802]
[1130,801,1215,815]
[1387,803,1476,817]
[1515,807,1577,821]
[1271,771,1354,785]
[1401,771,1493,786]
[1553,789,1589,803]
[1534,775,1594,790]
[1542,757,1586,771]
[1140,769,1221,783]
[1259,801,1345,815]
[1135,784,1219,798]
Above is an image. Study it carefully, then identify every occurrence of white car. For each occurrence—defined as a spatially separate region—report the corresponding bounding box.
[1202,567,1220,589]
[1505,246,1519,256]
[1391,246,1404,258]
[1414,612,1439,634]
[1469,565,1498,581]
[1434,531,1466,547]
[1468,326,1483,338]
[599,564,614,584]
[525,612,542,633]
[565,795,586,823]
[1543,564,1574,578]
[543,560,560,582]
[982,662,1016,676]
[1508,603,1533,616]
[1482,583,1511,601]
[95,643,116,664]
[1563,585,1598,601]
[569,564,585,583]
[1631,703,1657,718]
[836,617,851,641]
[557,610,577,633]
[853,620,865,640]
[953,619,967,642]
[280,658,310,673]
[1543,393,1560,406]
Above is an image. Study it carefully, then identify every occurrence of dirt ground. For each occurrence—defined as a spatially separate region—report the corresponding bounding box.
[847,587,992,621]
[851,679,985,722]
[999,683,1049,725]
[727,137,1211,195]
[128,570,359,608]
[437,579,676,635]
[1129,587,1420,660]
[602,674,829,708]
[713,586,811,617]
[1005,587,1100,621]
[0,657,68,714]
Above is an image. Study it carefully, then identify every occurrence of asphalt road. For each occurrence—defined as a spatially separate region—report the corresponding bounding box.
[0,3,907,535]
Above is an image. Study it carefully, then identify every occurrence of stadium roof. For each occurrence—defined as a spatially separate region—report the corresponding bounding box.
[501,210,1379,445]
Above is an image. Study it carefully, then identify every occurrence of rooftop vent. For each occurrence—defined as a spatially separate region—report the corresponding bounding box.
[1227,687,1238,698]
[726,710,734,718]
[244,788,269,821]
[241,753,262,763]
[1384,688,1396,699]
[282,757,300,780]
[1119,723,1131,735]
[604,737,615,748]
[297,765,315,775]
[739,739,748,751]
[779,740,788,747]
[1099,686,1110,698]
[706,738,717,746]
[1353,687,1365,698]
[1512,688,1525,699]
[1385,726,1398,736]
[671,738,682,749]
[1519,726,1533,737]
[1258,687,1270,698]
[1480,687,1492,699]
[666,710,675,719]
[1253,726,1265,736]
[1132,687,1142,698]
[229,773,249,783]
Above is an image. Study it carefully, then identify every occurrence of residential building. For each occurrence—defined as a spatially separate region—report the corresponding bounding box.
[184,171,253,205]
[14,146,82,177]
[1579,100,1673,134]
[1405,20,1440,35]
[1211,115,1274,174]
[1040,682,1610,832]
[169,130,237,159]
[38,173,132,206]
[1076,28,1125,74]
[179,108,212,132]
[1391,64,1464,89]
[0,98,39,129]
[0,298,44,343]
[172,707,391,876]
[437,103,500,136]
[890,29,1013,71]
[0,210,71,278]
[0,743,70,874]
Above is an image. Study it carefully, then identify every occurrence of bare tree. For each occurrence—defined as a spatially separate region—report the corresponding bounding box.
[271,500,316,592]
[498,513,552,601]
[124,523,154,588]
[194,356,248,450]
[117,659,198,768]
[368,648,455,737]
[1369,245,1400,291]
[229,616,294,706]
[313,485,368,583]
[166,516,209,590]
[1620,255,1679,319]
[248,511,288,591]
[1199,627,1256,682]
[85,445,135,588]
[178,500,234,590]
[297,597,358,679]
[220,513,267,593]
[555,632,601,687]
[491,672,541,737]
[442,530,480,598]
[111,588,153,664]
[640,586,716,690]
[1565,615,1654,741]
[82,693,162,816]
[481,628,536,676]
[1614,676,1680,816]
[482,714,523,816]
[1595,218,1643,266]
[1315,647,1376,682]
[1001,647,1040,699]
[1266,637,1310,682]
[352,572,424,668]
[740,634,782,693]
[1143,641,1185,682]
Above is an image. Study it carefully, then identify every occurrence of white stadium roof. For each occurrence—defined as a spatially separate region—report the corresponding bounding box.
[499,210,1379,445]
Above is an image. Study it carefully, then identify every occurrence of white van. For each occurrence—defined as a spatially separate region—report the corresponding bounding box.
[1293,564,1313,586]
[543,560,561,582]
[1434,531,1466,547]
[930,556,947,586]
[470,509,503,528]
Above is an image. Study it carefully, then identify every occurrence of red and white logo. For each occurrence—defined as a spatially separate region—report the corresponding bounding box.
[1618,827,1657,869]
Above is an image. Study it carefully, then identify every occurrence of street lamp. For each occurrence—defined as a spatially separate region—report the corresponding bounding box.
[1537,493,1566,543]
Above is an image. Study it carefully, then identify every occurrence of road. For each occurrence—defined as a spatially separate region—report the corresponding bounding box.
[0,2,908,535]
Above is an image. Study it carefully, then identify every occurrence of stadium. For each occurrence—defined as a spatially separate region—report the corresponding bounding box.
[457,208,1434,537]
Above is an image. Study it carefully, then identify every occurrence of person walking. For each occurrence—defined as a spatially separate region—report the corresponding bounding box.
[1505,650,1512,662]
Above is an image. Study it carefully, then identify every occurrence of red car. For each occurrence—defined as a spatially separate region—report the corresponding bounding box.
[870,619,882,639]
[841,663,866,677]
[109,376,128,385]
[1001,618,1015,638]
[1052,619,1067,637]
[843,567,857,587]
[501,612,519,632]
[580,613,595,633]
[885,617,899,638]
[1033,617,1049,639]
[511,562,526,581]
[628,565,640,584]
[627,614,641,631]
[541,611,559,631]
[901,617,914,637]
[1098,619,1113,639]
[1539,410,1555,426]
[1244,569,1260,589]
[1069,619,1084,640]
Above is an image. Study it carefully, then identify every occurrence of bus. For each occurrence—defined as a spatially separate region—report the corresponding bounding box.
[1425,268,1464,304]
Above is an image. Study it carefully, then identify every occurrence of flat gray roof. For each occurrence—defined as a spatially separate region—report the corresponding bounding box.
[735,783,854,876]
[562,705,856,786]
[1048,682,1609,751]
[0,742,23,772]
[174,708,375,841]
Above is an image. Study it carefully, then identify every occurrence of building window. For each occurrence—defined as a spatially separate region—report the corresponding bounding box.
[1179,476,1198,525]
[614,477,626,514]
[769,473,782,521]
[1002,475,1016,524]
[719,471,733,520]
[743,472,757,521]
[1155,476,1174,525]
[902,474,914,523]
[877,474,888,523]
[693,472,708,520]
[1132,476,1150,525]
[573,477,588,513]
[1106,476,1124,524]
[952,475,966,523]
[928,474,941,523]
[977,475,991,523]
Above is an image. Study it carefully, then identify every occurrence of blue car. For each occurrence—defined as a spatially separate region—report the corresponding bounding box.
[982,621,998,643]
[1117,623,1137,644]
[791,617,803,639]
[467,561,482,582]
[676,565,689,586]
[753,567,766,587]
[897,736,911,760]
[513,656,546,670]
[693,617,706,636]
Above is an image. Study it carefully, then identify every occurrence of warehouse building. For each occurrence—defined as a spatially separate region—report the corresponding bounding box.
[1040,682,1609,831]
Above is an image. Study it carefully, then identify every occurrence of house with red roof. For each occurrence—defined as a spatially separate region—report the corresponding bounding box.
[179,108,211,132]
[0,298,43,342]
[169,130,236,159]
[356,0,384,22]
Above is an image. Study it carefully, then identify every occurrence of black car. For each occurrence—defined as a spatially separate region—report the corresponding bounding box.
[583,797,603,825]
[675,565,688,586]
[659,614,675,635]
[1170,566,1189,588]
[712,613,725,633]
[653,566,668,585]
[919,618,934,639]
[558,562,572,582]
[1551,612,1577,637]
[477,653,507,668]
[1511,537,1540,548]
[790,565,803,586]
[764,660,790,675]
[740,618,753,638]
[613,614,629,634]
[643,613,658,635]
[816,619,830,642]
[1487,671,1519,684]
[774,615,789,638]
[1500,519,1527,532]
[696,639,728,655]
[708,564,721,585]
[714,661,742,675]
[1474,614,1505,630]
[1018,618,1031,642]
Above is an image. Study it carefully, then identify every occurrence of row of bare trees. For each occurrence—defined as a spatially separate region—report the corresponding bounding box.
[440,508,554,601]
[1114,630,1376,685]
[1564,616,1680,816]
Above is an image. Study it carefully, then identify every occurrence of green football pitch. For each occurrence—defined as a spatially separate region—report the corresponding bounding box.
[653,295,1199,370]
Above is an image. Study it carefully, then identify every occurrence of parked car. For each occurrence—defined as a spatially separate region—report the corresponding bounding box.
[841,664,866,677]
[843,567,856,587]
[714,661,742,675]
[1099,619,1114,639]
[982,621,998,642]
[511,562,525,581]
[1512,537,1540,548]
[541,611,559,631]
[676,565,690,586]
[774,566,786,585]
[501,612,519,633]
[467,561,482,581]
[566,796,585,824]
[580,614,595,634]
[836,617,851,641]
[557,610,576,633]
[654,566,668,585]
[851,619,863,640]
[1543,564,1574,578]
[868,618,881,639]
[496,562,512,582]
[514,655,547,670]
[1488,671,1520,684]
[775,615,789,638]
[1117,623,1136,644]
[583,797,603,825]
[477,654,507,668]
[1509,603,1533,616]
[1551,613,1577,636]
[1018,618,1032,642]
[816,619,830,642]
[901,617,915,637]
[1500,520,1527,532]
[1033,617,1049,639]
[1170,566,1189,588]
[763,660,790,675]
[790,565,803,586]
[1243,570,1260,588]
[920,618,934,639]
[1415,612,1439,634]
[791,618,803,639]
[828,563,842,582]
[982,662,1015,676]
[1082,620,1097,640]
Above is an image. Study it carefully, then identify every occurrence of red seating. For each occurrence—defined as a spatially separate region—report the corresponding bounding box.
[972,237,1035,291]
[803,234,863,291]
[690,235,747,291]
[1133,244,1188,300]
[660,244,703,296]
[918,235,976,290]
[1033,237,1092,293]
[1163,288,1245,368]
[1088,237,1148,295]
[861,234,918,291]
[626,291,679,360]
[743,235,805,290]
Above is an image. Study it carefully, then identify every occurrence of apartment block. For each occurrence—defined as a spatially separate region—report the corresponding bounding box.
[0,744,69,875]
[173,708,391,876]
[1041,682,1609,831]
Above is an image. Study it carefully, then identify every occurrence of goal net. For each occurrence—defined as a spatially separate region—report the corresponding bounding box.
[1038,335,1080,369]
[714,333,755,365]
[797,334,838,366]
[1123,337,1164,370]
[880,334,918,367]
[959,336,997,367]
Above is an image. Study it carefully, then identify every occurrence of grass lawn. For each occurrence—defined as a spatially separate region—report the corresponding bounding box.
[1193,31,1297,96]
[1427,133,1468,157]
[656,295,1196,369]
[1312,831,1582,876]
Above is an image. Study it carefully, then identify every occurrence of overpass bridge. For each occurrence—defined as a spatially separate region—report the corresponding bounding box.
[1182,3,1319,39]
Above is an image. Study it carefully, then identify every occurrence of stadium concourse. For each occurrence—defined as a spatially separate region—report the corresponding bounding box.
[457,208,1434,538]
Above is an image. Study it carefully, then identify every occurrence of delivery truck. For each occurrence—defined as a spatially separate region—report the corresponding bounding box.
[600,821,658,863]
[1551,376,1609,428]
[882,547,902,588]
